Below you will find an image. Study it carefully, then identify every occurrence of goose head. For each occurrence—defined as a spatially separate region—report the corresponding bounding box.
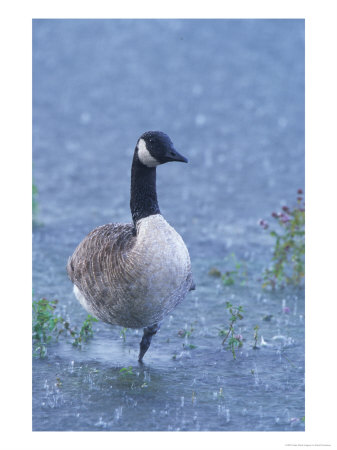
[136,131,188,168]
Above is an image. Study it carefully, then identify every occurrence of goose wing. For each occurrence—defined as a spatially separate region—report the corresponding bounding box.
[67,223,136,305]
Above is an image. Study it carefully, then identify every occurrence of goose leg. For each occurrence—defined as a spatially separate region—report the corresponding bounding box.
[138,323,160,362]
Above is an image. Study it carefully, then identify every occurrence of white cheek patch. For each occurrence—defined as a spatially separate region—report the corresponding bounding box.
[137,138,160,167]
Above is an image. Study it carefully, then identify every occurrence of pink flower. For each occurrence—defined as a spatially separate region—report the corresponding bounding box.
[283,306,290,314]
[280,213,290,223]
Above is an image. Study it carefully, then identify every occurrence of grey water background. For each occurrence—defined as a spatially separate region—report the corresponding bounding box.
[32,19,305,431]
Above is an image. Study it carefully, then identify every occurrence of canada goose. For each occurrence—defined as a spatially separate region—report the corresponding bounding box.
[67,131,195,362]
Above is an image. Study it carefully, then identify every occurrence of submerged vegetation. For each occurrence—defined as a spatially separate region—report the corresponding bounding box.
[259,189,305,289]
[32,297,97,357]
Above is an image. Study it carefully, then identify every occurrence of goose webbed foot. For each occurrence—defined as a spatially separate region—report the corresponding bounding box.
[138,323,160,363]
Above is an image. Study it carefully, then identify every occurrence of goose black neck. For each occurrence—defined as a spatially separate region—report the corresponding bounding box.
[130,155,160,225]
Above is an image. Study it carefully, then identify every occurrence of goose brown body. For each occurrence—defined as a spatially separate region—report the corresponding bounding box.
[67,214,193,328]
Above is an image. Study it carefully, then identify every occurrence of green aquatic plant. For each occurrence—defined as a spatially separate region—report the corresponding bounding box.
[72,315,98,347]
[32,297,97,356]
[222,270,237,286]
[178,323,198,350]
[184,344,197,350]
[33,298,59,357]
[119,366,134,375]
[220,302,244,359]
[259,189,305,289]
[32,298,66,357]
